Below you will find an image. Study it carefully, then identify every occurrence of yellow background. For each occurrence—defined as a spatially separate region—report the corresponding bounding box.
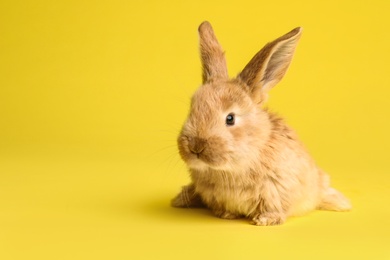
[1,0,389,259]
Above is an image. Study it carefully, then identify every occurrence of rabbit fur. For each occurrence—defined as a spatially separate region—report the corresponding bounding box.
[171,21,351,226]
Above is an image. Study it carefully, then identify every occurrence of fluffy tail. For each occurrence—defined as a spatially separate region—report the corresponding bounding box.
[318,187,352,211]
[317,170,352,211]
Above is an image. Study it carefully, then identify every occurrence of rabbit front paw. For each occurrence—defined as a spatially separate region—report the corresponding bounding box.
[251,212,285,226]
[171,184,204,208]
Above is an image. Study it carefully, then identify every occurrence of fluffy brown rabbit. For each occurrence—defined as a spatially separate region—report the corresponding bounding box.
[171,21,351,226]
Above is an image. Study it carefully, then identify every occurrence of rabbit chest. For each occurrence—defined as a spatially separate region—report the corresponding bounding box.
[192,170,262,216]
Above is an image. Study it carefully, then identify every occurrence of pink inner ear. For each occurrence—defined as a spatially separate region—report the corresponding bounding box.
[238,27,302,93]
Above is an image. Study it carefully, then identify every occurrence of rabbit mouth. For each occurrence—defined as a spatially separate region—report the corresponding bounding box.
[185,150,229,170]
[187,151,211,166]
[188,158,222,171]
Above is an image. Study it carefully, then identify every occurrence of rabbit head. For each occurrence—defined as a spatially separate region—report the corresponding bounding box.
[177,22,302,172]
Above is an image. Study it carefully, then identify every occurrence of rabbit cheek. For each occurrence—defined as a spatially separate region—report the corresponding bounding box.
[202,136,230,167]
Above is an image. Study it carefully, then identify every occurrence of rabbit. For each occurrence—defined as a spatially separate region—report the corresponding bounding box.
[171,21,351,226]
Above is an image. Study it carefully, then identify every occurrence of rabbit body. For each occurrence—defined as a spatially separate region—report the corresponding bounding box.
[172,22,351,225]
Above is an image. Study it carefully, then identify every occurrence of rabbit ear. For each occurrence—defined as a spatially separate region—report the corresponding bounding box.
[198,21,228,83]
[238,27,302,96]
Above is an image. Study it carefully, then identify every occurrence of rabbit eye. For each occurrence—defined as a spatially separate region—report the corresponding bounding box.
[226,113,235,126]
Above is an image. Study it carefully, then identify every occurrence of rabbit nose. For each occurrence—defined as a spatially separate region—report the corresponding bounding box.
[188,137,206,156]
